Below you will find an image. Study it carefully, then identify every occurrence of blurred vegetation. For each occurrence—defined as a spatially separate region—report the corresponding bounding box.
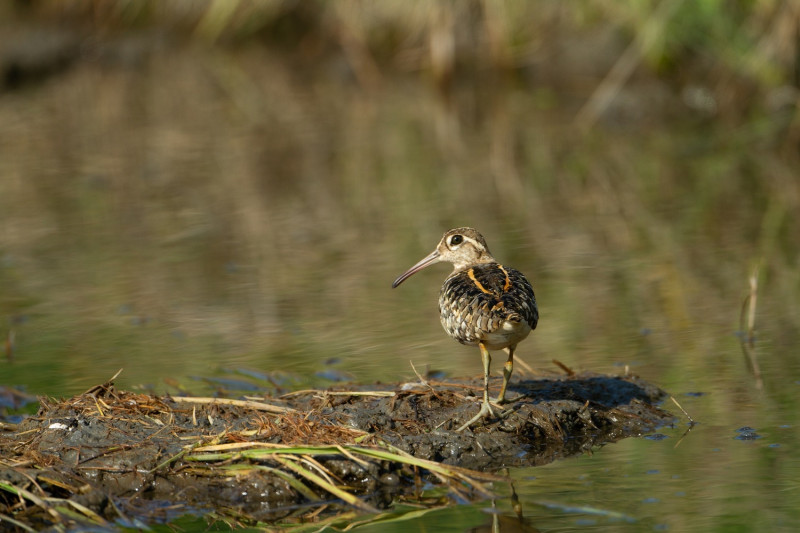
[0,2,798,530]
[6,0,800,89]
[0,0,798,397]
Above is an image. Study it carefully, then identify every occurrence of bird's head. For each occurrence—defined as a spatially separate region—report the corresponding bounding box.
[392,227,495,288]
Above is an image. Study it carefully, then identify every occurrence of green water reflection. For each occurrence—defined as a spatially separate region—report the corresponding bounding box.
[1,7,799,531]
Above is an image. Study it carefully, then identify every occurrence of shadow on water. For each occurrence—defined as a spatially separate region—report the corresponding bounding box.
[516,375,664,407]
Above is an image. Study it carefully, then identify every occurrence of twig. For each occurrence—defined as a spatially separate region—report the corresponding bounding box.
[171,396,295,414]
[4,330,14,362]
[513,354,534,376]
[83,368,124,396]
[552,359,575,376]
[673,424,694,449]
[0,513,36,533]
[148,438,207,474]
[669,395,695,427]
[410,361,440,395]
[739,265,763,390]
[280,389,394,398]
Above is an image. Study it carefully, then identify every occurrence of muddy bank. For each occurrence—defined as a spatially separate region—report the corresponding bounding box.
[0,372,673,529]
[316,373,672,468]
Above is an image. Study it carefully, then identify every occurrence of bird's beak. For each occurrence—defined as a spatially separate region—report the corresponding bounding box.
[392,249,441,288]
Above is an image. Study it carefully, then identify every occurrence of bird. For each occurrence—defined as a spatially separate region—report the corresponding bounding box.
[392,227,538,431]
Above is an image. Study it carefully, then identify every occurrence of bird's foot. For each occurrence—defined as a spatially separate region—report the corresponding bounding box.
[456,399,503,432]
[495,392,524,405]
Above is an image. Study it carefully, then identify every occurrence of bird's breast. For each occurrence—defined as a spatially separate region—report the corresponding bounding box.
[438,262,538,349]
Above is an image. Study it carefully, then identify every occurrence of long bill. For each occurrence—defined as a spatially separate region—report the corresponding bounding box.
[391,249,440,288]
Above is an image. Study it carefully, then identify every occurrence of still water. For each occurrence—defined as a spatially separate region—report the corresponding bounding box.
[1,34,798,532]
[355,383,800,532]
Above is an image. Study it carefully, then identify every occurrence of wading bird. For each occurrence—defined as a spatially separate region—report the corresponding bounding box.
[392,228,538,431]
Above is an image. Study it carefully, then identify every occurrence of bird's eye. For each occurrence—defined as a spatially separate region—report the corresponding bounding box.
[449,235,463,246]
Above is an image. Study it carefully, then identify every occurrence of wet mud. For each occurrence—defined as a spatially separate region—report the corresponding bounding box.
[0,372,673,528]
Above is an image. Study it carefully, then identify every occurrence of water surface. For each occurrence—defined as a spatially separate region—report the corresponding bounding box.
[1,17,798,532]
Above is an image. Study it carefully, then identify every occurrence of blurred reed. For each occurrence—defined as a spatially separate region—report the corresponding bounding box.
[0,0,798,395]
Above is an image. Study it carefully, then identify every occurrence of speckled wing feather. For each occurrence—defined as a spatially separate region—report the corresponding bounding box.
[438,263,538,345]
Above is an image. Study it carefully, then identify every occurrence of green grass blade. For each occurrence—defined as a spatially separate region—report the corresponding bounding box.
[271,456,378,514]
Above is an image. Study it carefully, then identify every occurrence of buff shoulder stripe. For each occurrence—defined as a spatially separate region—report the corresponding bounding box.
[497,264,511,292]
[467,268,492,294]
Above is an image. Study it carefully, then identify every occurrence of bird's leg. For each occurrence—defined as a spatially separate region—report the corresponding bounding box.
[497,345,516,404]
[457,342,495,431]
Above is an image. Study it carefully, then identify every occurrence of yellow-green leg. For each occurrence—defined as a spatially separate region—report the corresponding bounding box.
[497,345,516,404]
[457,342,495,432]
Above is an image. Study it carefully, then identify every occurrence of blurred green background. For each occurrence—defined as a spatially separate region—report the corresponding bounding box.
[0,1,798,530]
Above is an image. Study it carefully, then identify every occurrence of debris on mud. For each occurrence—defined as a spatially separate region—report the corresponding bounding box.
[0,370,673,530]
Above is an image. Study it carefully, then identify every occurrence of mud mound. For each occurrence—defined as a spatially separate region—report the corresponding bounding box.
[0,372,673,529]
